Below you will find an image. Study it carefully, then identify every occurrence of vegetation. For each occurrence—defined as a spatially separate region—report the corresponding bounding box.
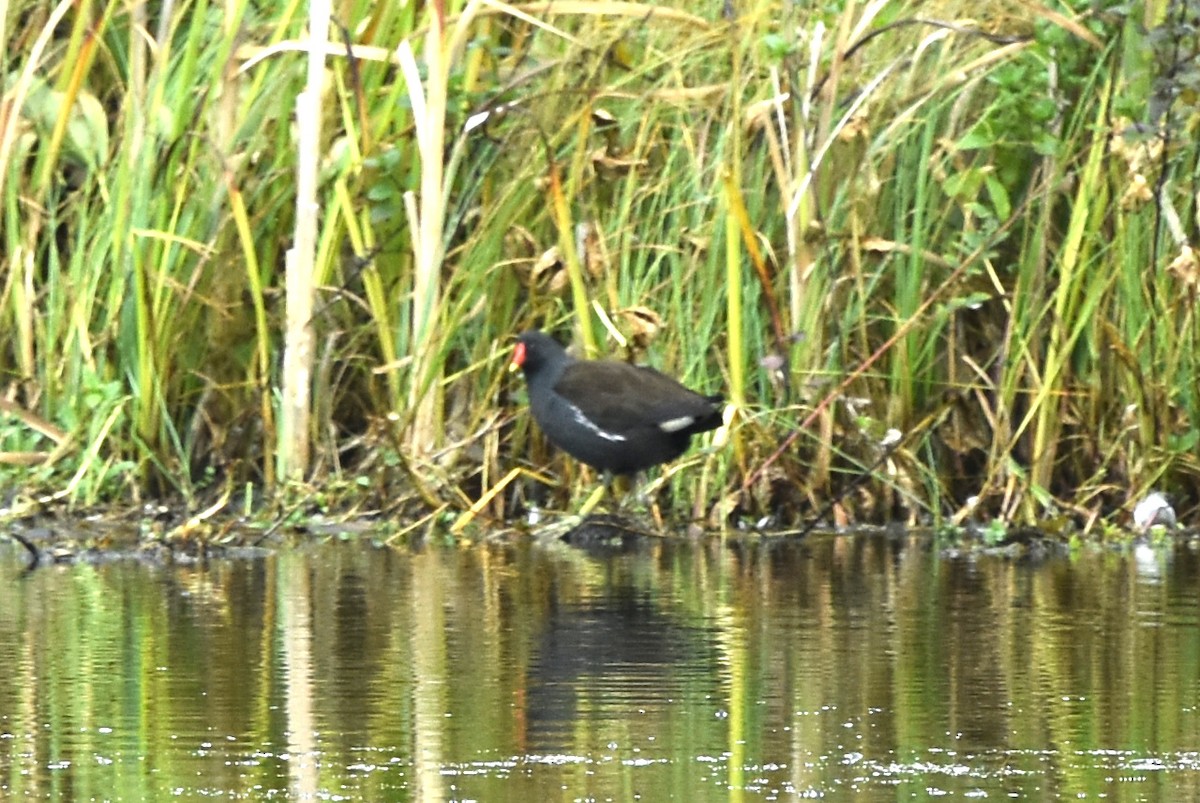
[2,0,1198,536]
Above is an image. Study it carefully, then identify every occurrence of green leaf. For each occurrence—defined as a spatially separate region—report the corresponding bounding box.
[760,33,793,61]
[985,173,1012,219]
[956,127,995,150]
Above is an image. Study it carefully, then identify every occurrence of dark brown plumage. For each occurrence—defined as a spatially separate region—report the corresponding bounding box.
[510,331,723,475]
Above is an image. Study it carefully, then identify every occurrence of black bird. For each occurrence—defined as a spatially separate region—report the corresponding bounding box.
[510,330,723,474]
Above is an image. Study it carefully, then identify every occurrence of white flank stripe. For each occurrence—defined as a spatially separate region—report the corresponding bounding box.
[569,402,626,442]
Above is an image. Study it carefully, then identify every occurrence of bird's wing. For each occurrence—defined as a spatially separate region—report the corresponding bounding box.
[554,362,718,434]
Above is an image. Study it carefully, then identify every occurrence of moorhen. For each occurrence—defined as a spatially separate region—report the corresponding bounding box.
[510,330,723,475]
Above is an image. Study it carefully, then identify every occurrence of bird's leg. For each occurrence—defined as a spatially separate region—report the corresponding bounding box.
[578,481,607,517]
[578,472,630,517]
[649,493,664,531]
[615,473,658,516]
[633,472,665,530]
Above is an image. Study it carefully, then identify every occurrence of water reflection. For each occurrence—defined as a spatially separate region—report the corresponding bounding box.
[1,535,1200,800]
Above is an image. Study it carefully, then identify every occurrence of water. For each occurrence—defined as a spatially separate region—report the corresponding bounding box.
[2,534,1200,800]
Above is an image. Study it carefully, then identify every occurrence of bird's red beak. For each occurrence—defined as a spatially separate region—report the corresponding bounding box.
[509,341,526,372]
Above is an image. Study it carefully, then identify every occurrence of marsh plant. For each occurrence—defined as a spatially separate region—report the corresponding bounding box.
[1,0,1197,536]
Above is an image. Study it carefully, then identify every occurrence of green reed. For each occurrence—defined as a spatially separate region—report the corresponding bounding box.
[1,0,1197,535]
